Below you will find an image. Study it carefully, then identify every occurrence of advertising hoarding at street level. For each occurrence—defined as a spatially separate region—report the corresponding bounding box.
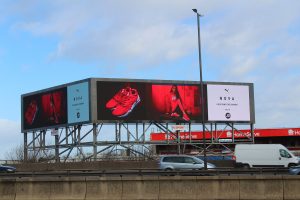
[21,78,255,132]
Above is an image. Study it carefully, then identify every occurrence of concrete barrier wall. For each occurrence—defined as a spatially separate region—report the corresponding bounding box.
[0,178,16,200]
[0,175,299,200]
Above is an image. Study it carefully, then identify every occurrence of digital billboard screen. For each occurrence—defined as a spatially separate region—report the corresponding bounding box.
[22,78,254,132]
[67,82,90,124]
[97,81,203,122]
[22,80,91,131]
[23,88,67,131]
[206,84,251,122]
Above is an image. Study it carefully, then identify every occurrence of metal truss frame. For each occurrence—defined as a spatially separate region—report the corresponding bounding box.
[23,122,254,162]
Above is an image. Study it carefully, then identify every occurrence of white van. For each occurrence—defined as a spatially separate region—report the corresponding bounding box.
[234,144,300,168]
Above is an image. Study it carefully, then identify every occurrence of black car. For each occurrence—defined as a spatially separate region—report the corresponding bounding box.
[0,164,16,172]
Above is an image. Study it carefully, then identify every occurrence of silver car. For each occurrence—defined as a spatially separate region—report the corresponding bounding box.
[159,155,216,171]
[289,165,300,175]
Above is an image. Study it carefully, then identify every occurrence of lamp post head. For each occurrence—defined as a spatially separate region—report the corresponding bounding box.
[192,9,203,17]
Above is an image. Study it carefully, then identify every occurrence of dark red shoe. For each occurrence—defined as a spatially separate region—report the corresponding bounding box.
[171,112,180,117]
[106,87,131,109]
[25,100,38,125]
[112,88,140,117]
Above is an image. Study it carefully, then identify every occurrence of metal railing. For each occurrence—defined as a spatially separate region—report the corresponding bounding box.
[0,167,290,178]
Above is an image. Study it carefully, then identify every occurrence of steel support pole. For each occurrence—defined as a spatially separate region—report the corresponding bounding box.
[251,123,255,143]
[193,9,207,169]
[55,134,59,162]
[93,123,97,161]
[24,132,28,162]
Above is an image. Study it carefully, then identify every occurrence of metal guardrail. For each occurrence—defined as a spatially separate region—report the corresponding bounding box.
[0,167,290,178]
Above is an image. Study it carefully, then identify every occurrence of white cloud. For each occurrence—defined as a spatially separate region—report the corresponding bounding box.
[3,0,300,129]
[0,119,22,159]
[7,0,300,68]
[8,0,225,67]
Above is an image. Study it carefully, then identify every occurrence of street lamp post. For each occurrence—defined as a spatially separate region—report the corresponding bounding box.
[192,9,207,169]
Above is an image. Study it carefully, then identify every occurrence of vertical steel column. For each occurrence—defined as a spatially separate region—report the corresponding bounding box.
[55,134,59,162]
[42,130,46,147]
[232,123,235,143]
[24,132,28,162]
[136,123,138,142]
[143,123,145,143]
[210,123,213,143]
[189,123,192,143]
[93,123,97,161]
[115,123,118,141]
[65,127,68,145]
[78,126,81,145]
[78,125,82,156]
[176,122,181,154]
[167,123,169,144]
[39,131,42,148]
[215,123,217,143]
[126,123,130,156]
[251,123,255,143]
[119,123,121,145]
[32,131,37,159]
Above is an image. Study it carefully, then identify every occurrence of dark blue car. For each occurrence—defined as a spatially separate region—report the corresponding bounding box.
[0,164,16,172]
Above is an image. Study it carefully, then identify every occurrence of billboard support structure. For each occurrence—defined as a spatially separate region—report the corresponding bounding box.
[21,78,255,162]
[22,121,254,162]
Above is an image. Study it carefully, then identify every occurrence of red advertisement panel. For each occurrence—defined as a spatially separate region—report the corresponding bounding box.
[97,81,203,122]
[23,88,67,130]
[150,128,300,141]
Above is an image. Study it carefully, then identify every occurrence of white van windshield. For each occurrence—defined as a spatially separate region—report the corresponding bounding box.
[279,149,292,158]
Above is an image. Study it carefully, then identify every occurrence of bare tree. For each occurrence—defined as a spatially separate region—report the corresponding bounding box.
[5,144,55,163]
[5,144,24,163]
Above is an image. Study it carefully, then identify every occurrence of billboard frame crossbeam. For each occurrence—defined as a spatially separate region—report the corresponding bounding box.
[22,122,254,162]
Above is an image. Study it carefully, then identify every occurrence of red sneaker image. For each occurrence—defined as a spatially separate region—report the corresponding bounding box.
[111,88,141,117]
[170,112,180,117]
[106,87,131,109]
[24,100,38,125]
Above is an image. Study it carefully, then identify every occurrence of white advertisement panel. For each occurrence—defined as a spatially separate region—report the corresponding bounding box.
[67,82,90,124]
[207,84,250,121]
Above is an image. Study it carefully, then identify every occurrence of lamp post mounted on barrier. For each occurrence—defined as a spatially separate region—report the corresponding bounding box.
[192,9,207,169]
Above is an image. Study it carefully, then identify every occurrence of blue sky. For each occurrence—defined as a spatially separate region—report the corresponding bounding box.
[0,0,300,159]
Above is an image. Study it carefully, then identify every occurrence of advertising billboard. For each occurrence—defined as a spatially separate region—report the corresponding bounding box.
[97,81,203,122]
[21,78,254,132]
[23,87,67,131]
[206,84,251,122]
[22,80,91,132]
[67,82,90,124]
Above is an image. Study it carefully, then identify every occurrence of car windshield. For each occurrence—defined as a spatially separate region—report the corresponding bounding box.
[193,157,203,164]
